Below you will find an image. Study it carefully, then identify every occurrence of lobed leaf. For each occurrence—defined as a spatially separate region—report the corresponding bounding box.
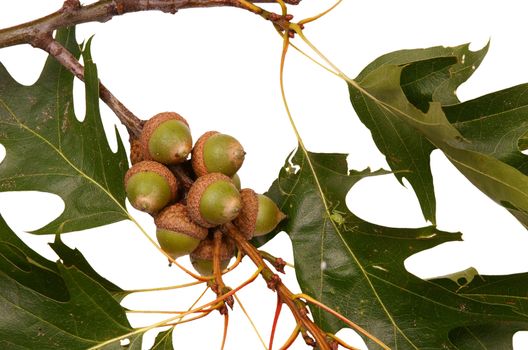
[0,214,140,349]
[267,148,528,349]
[350,44,528,228]
[0,28,129,235]
[150,328,174,350]
[49,235,126,302]
[350,43,488,224]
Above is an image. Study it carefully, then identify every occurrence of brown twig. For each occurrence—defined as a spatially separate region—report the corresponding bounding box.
[0,0,301,137]
[29,33,144,137]
[224,223,332,350]
[260,250,288,273]
[212,230,234,314]
[0,0,301,49]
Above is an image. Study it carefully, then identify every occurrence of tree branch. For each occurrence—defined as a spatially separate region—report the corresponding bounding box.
[224,223,332,350]
[31,33,144,137]
[0,0,300,49]
[0,0,300,137]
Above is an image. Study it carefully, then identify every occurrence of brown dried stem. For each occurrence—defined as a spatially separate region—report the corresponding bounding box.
[0,0,301,49]
[0,0,301,136]
[224,223,332,350]
[212,230,234,314]
[29,33,144,137]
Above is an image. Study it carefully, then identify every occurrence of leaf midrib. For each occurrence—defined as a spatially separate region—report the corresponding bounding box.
[0,97,128,227]
[351,76,528,222]
[295,150,419,349]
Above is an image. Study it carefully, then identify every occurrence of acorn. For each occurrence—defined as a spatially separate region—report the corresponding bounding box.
[155,203,208,259]
[189,232,235,276]
[140,112,193,165]
[124,161,178,214]
[192,131,245,177]
[187,173,242,228]
[234,189,286,239]
[231,173,241,191]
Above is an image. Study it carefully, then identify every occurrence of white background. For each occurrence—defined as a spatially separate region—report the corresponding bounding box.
[1,0,528,349]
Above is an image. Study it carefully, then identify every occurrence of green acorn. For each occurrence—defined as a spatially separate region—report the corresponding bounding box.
[231,173,241,191]
[189,232,235,276]
[155,203,208,259]
[234,189,286,239]
[140,112,193,165]
[187,173,242,228]
[124,161,178,214]
[192,131,245,177]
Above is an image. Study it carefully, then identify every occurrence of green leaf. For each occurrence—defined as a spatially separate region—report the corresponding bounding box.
[351,43,488,224]
[268,148,528,349]
[431,270,528,348]
[0,27,129,235]
[350,51,528,228]
[443,84,528,224]
[49,235,127,302]
[0,214,141,349]
[150,328,174,349]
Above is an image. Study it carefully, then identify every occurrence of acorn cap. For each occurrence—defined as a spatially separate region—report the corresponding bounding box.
[189,234,235,276]
[140,112,192,164]
[129,136,143,165]
[155,203,208,240]
[187,173,241,228]
[124,160,179,213]
[233,188,259,240]
[190,233,236,261]
[191,131,245,177]
[191,131,219,177]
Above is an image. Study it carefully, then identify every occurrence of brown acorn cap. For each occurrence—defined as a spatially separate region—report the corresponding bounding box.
[140,112,190,161]
[233,188,259,240]
[186,172,235,228]
[191,131,219,177]
[155,203,208,240]
[129,136,144,165]
[124,160,179,202]
[190,232,236,261]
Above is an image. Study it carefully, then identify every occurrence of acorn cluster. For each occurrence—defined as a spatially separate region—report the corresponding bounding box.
[125,112,285,275]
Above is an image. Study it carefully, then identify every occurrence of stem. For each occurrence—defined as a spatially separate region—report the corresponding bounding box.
[280,325,300,350]
[221,313,229,350]
[224,223,332,350]
[298,0,343,25]
[123,280,204,294]
[0,0,301,49]
[234,294,269,349]
[127,214,208,281]
[163,311,212,326]
[30,33,144,137]
[0,0,301,137]
[269,294,283,350]
[260,250,294,272]
[225,248,244,273]
[213,230,233,313]
[171,285,210,326]
[126,309,207,314]
[293,293,390,350]
[326,333,360,350]
[91,267,261,349]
